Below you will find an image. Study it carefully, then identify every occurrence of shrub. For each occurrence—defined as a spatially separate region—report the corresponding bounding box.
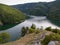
[45,27,51,31]
[31,24,36,29]
[21,27,27,36]
[52,28,60,34]
[0,32,10,43]
[35,28,40,34]
[42,33,60,45]
[29,28,35,33]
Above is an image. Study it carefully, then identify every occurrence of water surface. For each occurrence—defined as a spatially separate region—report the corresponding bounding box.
[0,16,60,41]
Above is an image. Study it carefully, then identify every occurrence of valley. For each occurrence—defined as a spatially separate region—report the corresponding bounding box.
[0,0,60,45]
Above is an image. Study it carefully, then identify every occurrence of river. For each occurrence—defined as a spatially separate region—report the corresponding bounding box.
[0,16,60,41]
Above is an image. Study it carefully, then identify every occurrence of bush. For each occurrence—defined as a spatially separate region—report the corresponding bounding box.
[41,35,52,45]
[35,28,40,34]
[52,28,60,34]
[45,27,51,31]
[42,33,60,45]
[0,32,10,43]
[21,27,27,36]
[31,24,36,29]
[29,28,35,33]
[35,30,40,34]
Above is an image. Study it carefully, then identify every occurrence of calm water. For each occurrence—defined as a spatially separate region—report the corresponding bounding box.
[0,16,60,41]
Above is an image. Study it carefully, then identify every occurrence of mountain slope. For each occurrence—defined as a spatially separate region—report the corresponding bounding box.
[0,4,26,25]
[12,2,49,16]
[47,0,60,26]
[12,0,60,26]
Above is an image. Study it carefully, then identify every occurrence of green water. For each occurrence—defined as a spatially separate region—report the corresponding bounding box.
[0,24,17,31]
[47,18,60,27]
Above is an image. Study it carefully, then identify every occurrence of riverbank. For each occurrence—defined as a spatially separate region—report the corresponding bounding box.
[47,17,60,27]
[0,24,17,31]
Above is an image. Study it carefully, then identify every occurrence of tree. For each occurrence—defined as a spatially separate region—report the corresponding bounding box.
[45,27,51,31]
[31,24,36,29]
[21,27,27,36]
[26,27,29,30]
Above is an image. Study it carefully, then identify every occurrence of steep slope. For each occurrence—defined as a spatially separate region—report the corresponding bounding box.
[0,4,26,25]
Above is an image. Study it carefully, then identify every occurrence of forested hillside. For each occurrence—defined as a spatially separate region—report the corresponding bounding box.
[12,2,49,16]
[47,0,60,26]
[0,4,26,25]
[0,4,26,30]
[12,0,60,26]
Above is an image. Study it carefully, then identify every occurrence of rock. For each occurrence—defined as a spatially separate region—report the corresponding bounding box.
[48,41,55,45]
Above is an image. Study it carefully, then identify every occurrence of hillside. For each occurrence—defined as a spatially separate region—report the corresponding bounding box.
[47,0,60,26]
[0,4,26,24]
[12,0,60,26]
[12,2,49,16]
[0,4,26,30]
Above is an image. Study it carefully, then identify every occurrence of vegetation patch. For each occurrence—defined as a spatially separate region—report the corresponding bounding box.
[21,24,41,37]
[0,32,10,44]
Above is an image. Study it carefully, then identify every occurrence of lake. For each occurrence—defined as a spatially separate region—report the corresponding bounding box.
[0,16,60,41]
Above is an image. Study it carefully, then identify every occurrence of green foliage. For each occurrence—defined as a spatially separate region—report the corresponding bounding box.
[29,28,35,33]
[26,27,29,30]
[0,4,26,24]
[47,0,60,26]
[35,30,40,34]
[0,4,26,30]
[21,24,41,36]
[35,28,40,34]
[42,33,60,45]
[31,24,36,29]
[45,27,51,31]
[42,35,51,45]
[45,27,60,34]
[0,32,10,43]
[52,28,60,34]
[13,2,48,16]
[21,27,28,36]
[51,34,60,41]
[13,0,60,26]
